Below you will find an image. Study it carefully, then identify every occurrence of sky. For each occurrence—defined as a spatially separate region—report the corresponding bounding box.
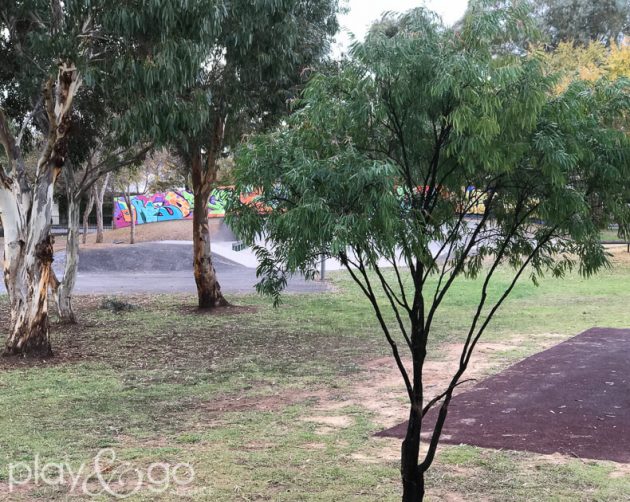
[334,0,469,55]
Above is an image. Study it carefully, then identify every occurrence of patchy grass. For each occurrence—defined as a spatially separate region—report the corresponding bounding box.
[600,227,629,244]
[1,245,630,500]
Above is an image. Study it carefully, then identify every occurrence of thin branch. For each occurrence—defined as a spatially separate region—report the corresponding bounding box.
[421,379,475,417]
[0,107,17,174]
[419,226,558,473]
[458,200,540,365]
[370,260,412,349]
[78,143,153,196]
[340,250,414,401]
[424,191,496,334]
[16,97,43,148]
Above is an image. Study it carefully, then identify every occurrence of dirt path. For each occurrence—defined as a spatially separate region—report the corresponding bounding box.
[245,336,562,463]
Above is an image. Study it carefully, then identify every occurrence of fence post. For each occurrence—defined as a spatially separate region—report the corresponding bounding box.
[320,254,326,281]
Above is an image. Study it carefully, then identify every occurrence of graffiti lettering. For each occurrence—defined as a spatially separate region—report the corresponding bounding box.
[113,188,255,228]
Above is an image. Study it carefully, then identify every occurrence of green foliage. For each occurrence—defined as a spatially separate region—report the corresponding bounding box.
[232,5,630,488]
[1,0,339,165]
[0,0,101,153]
[532,0,630,46]
[101,0,340,154]
[100,297,137,313]
[232,2,630,303]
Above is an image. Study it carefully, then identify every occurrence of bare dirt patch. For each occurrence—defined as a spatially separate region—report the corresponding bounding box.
[608,243,630,265]
[178,305,259,317]
[609,463,630,479]
[303,415,353,428]
[295,333,570,465]
[0,220,225,253]
[196,389,330,416]
[308,339,524,433]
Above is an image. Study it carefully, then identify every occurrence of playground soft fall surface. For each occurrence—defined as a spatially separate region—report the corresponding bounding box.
[2,246,630,500]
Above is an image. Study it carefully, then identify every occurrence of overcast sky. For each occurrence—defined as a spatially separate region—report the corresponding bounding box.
[334,0,469,55]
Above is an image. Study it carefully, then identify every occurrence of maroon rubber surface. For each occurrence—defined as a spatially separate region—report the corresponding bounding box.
[376,328,630,462]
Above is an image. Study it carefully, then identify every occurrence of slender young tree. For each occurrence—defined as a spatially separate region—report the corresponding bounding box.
[93,174,110,243]
[81,186,95,245]
[231,3,630,500]
[51,142,149,323]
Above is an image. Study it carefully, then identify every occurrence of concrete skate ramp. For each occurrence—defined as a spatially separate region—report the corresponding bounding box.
[76,220,239,272]
[206,219,238,242]
[77,242,240,273]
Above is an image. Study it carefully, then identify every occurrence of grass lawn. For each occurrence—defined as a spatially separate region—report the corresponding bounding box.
[600,228,629,244]
[1,245,630,500]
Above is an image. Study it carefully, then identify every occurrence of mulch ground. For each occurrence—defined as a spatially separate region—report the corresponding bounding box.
[377,328,630,463]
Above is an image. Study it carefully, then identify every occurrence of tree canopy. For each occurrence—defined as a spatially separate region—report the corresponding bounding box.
[103,0,339,151]
[532,0,630,46]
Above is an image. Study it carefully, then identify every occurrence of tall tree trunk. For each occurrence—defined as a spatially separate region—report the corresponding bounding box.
[0,63,80,357]
[82,186,95,245]
[3,170,57,357]
[123,191,136,244]
[95,173,109,243]
[401,403,424,502]
[191,150,227,309]
[0,182,30,334]
[54,195,80,323]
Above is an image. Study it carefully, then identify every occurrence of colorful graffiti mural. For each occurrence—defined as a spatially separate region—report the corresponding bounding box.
[113,188,258,228]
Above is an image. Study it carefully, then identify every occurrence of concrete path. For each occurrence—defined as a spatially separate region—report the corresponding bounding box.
[64,269,326,295]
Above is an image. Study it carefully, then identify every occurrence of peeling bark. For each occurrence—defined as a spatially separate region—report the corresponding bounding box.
[55,196,80,323]
[0,62,80,357]
[193,187,227,308]
[4,204,56,357]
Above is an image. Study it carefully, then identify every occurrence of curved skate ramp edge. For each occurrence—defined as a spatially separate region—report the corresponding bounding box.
[76,242,243,273]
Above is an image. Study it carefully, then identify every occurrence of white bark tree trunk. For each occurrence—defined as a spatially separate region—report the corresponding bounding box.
[4,167,58,356]
[123,190,136,244]
[0,180,30,331]
[0,63,81,357]
[54,196,80,323]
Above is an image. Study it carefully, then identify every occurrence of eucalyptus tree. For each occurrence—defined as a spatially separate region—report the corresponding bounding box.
[1,0,338,355]
[532,0,630,46]
[53,145,150,323]
[231,3,630,500]
[110,0,340,308]
[0,0,94,356]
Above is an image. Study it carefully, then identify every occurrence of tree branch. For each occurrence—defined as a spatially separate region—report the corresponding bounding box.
[340,250,414,401]
[78,143,152,195]
[16,97,43,148]
[419,225,559,473]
